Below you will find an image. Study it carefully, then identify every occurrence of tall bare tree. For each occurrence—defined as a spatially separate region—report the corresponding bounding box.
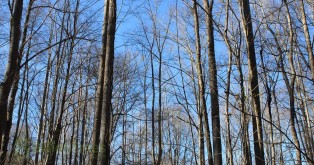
[0,0,24,154]
[192,1,213,164]
[238,0,265,164]
[90,1,109,164]
[99,0,116,164]
[201,0,222,164]
[299,0,314,80]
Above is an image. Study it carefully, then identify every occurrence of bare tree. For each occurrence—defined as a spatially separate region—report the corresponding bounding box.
[238,0,265,164]
[90,1,109,164]
[192,1,212,164]
[99,0,116,164]
[0,0,24,155]
[201,0,222,164]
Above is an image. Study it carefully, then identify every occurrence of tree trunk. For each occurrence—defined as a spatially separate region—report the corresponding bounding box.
[46,1,80,163]
[99,0,116,164]
[224,33,233,165]
[0,0,24,152]
[202,0,222,164]
[156,34,163,165]
[23,70,30,165]
[259,47,275,165]
[300,0,314,81]
[282,1,301,163]
[79,67,89,165]
[192,1,213,164]
[150,33,156,165]
[238,0,265,164]
[35,36,52,165]
[90,1,109,164]
[8,55,29,163]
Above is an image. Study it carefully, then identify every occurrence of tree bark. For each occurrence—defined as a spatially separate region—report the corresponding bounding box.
[202,0,222,164]
[150,32,156,165]
[99,0,116,164]
[192,1,213,164]
[300,0,314,81]
[0,0,24,153]
[90,1,109,164]
[282,1,301,163]
[238,0,265,164]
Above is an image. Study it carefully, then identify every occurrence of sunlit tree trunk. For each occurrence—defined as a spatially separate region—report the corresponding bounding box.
[300,0,314,80]
[99,0,116,164]
[90,1,109,164]
[202,0,222,164]
[192,1,212,164]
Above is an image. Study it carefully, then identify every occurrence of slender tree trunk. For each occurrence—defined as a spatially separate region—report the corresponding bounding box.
[143,60,148,164]
[99,0,116,164]
[272,87,284,165]
[0,0,34,161]
[69,89,76,165]
[90,1,109,164]
[0,73,19,165]
[79,68,89,165]
[296,57,314,162]
[156,39,163,165]
[233,33,252,165]
[202,0,222,164]
[0,0,24,152]
[8,53,29,163]
[221,2,234,164]
[282,1,301,163]
[150,35,156,165]
[23,69,30,165]
[74,66,83,165]
[300,0,314,80]
[35,35,53,165]
[259,47,275,165]
[192,1,213,164]
[224,36,233,165]
[46,1,80,163]
[238,0,265,164]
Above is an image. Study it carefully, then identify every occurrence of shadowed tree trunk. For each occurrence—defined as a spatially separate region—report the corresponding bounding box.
[35,22,53,165]
[259,47,275,165]
[46,1,80,164]
[0,0,24,154]
[279,1,301,163]
[238,0,265,164]
[0,0,34,163]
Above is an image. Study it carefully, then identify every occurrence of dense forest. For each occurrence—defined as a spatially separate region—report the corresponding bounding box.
[0,0,313,164]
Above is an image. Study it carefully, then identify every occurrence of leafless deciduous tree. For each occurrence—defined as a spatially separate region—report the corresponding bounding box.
[0,0,314,164]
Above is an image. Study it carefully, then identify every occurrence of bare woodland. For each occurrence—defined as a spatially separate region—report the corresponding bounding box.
[0,0,313,164]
